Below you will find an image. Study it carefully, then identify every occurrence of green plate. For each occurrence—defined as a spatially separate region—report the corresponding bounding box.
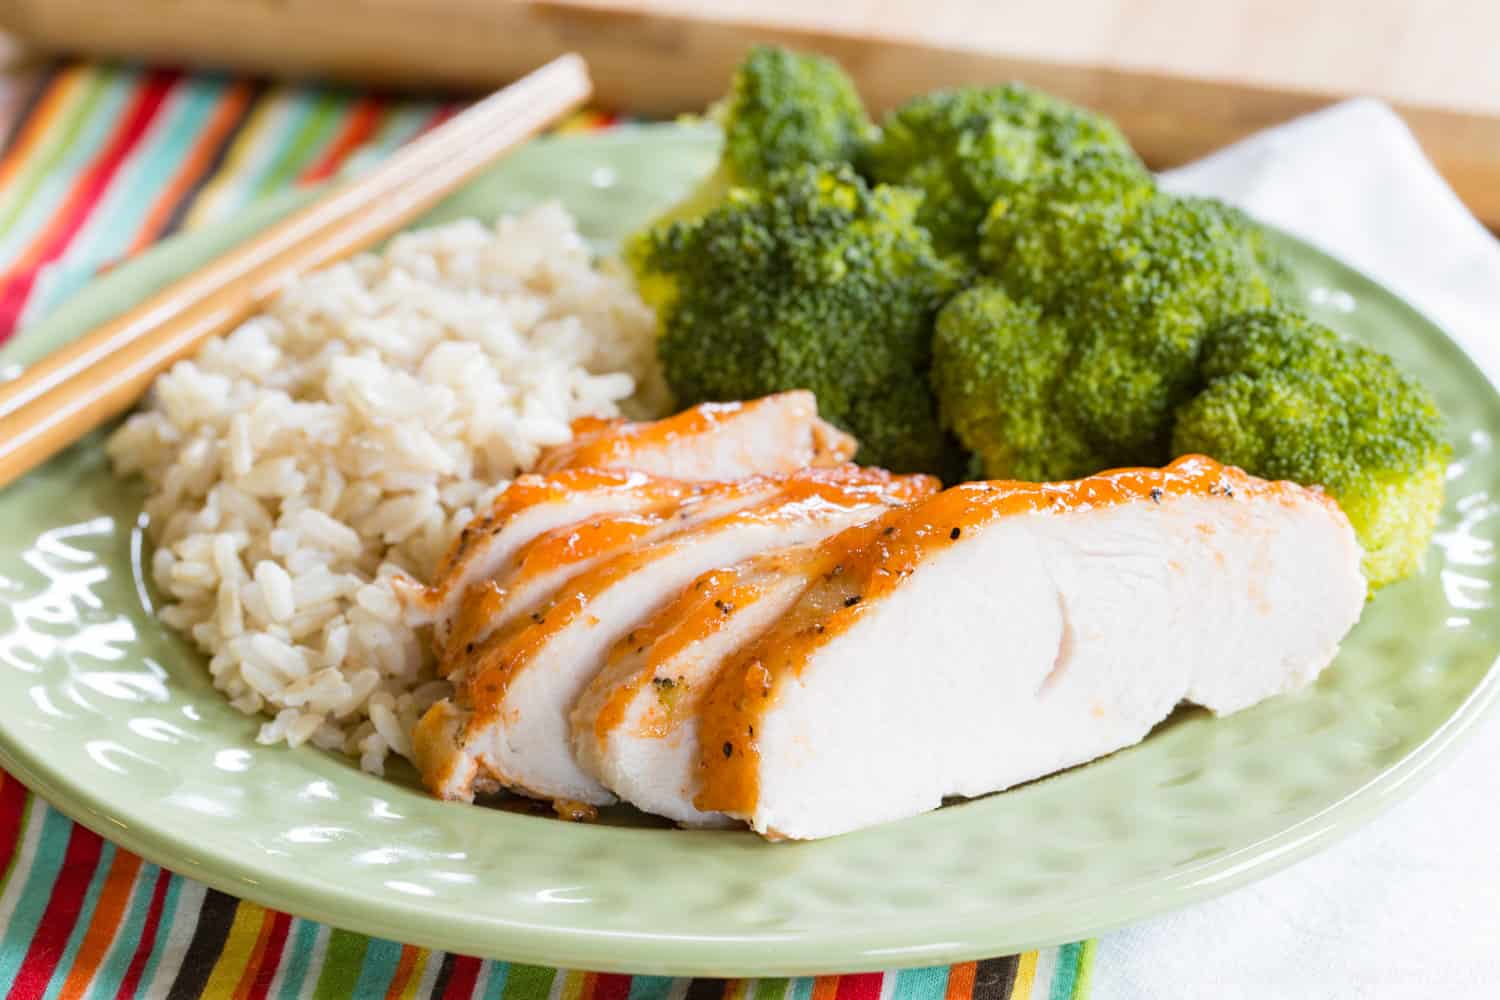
[1,125,1497,976]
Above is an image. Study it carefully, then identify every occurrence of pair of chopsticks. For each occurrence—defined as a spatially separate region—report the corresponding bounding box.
[0,54,593,491]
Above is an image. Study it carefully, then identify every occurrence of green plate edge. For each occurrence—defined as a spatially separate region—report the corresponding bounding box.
[0,124,1498,976]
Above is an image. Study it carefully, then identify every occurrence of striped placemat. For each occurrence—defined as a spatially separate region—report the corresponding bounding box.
[0,62,1095,998]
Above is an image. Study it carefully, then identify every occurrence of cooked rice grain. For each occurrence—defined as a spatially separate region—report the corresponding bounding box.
[108,204,664,775]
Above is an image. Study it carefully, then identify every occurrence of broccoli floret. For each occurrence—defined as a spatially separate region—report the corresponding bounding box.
[1208,201,1301,302]
[863,84,1139,256]
[1056,194,1286,455]
[635,47,872,247]
[718,45,873,185]
[640,164,963,473]
[945,189,1289,480]
[979,149,1157,306]
[1173,310,1448,589]
[628,47,874,312]
[932,284,1103,481]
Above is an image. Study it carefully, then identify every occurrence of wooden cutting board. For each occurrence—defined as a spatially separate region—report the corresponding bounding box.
[4,0,1499,226]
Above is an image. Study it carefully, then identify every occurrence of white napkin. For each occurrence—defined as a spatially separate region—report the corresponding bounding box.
[1093,100,1500,1000]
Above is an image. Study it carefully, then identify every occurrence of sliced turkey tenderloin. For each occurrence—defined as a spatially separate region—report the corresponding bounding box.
[694,456,1366,840]
[413,466,936,805]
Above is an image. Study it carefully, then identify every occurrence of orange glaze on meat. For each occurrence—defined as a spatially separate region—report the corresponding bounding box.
[568,414,620,439]
[582,554,800,752]
[439,476,849,670]
[693,455,1335,816]
[536,405,730,473]
[535,393,858,476]
[440,513,696,670]
[515,513,665,576]
[458,466,937,734]
[411,699,471,793]
[590,569,773,746]
[501,474,787,585]
[441,580,508,677]
[405,469,711,616]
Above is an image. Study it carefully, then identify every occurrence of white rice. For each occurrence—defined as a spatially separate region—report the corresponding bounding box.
[107,203,665,775]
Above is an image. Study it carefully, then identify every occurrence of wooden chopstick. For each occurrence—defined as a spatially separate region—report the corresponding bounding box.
[0,53,592,491]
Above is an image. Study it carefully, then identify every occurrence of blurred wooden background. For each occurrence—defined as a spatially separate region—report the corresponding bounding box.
[585,0,1500,116]
[1,0,1497,223]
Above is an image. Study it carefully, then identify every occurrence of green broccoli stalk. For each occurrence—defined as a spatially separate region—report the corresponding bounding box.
[639,164,964,474]
[1173,310,1448,590]
[863,84,1140,257]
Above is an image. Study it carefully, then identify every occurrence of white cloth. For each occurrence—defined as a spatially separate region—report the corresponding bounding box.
[1093,100,1500,1000]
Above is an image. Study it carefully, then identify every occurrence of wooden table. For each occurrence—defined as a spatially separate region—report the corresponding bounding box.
[3,0,1497,223]
[580,1,1499,118]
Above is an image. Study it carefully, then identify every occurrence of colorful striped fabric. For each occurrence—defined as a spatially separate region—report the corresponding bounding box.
[0,63,1095,998]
